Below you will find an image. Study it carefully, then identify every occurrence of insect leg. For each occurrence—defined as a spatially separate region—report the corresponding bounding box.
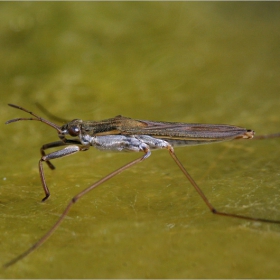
[41,139,82,170]
[167,145,280,224]
[253,132,280,140]
[40,144,89,201]
[4,149,150,268]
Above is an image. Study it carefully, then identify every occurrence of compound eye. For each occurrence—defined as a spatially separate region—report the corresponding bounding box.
[68,125,80,136]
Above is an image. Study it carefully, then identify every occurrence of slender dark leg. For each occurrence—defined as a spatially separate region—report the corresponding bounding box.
[253,133,280,140]
[167,145,280,224]
[4,151,150,268]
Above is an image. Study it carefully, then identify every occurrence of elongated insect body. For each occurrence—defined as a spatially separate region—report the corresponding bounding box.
[60,115,254,146]
[4,104,279,268]
[54,114,256,154]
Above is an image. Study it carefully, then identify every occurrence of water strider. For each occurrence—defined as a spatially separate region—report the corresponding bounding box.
[4,103,280,267]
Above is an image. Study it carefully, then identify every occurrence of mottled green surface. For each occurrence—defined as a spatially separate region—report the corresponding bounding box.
[1,2,280,278]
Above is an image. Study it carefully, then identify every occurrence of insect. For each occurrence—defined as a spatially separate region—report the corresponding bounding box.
[4,103,280,267]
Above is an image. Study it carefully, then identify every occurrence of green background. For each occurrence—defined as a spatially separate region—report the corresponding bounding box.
[1,2,280,278]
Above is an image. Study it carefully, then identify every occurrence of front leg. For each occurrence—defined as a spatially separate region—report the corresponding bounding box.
[40,144,89,201]
[41,139,82,170]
